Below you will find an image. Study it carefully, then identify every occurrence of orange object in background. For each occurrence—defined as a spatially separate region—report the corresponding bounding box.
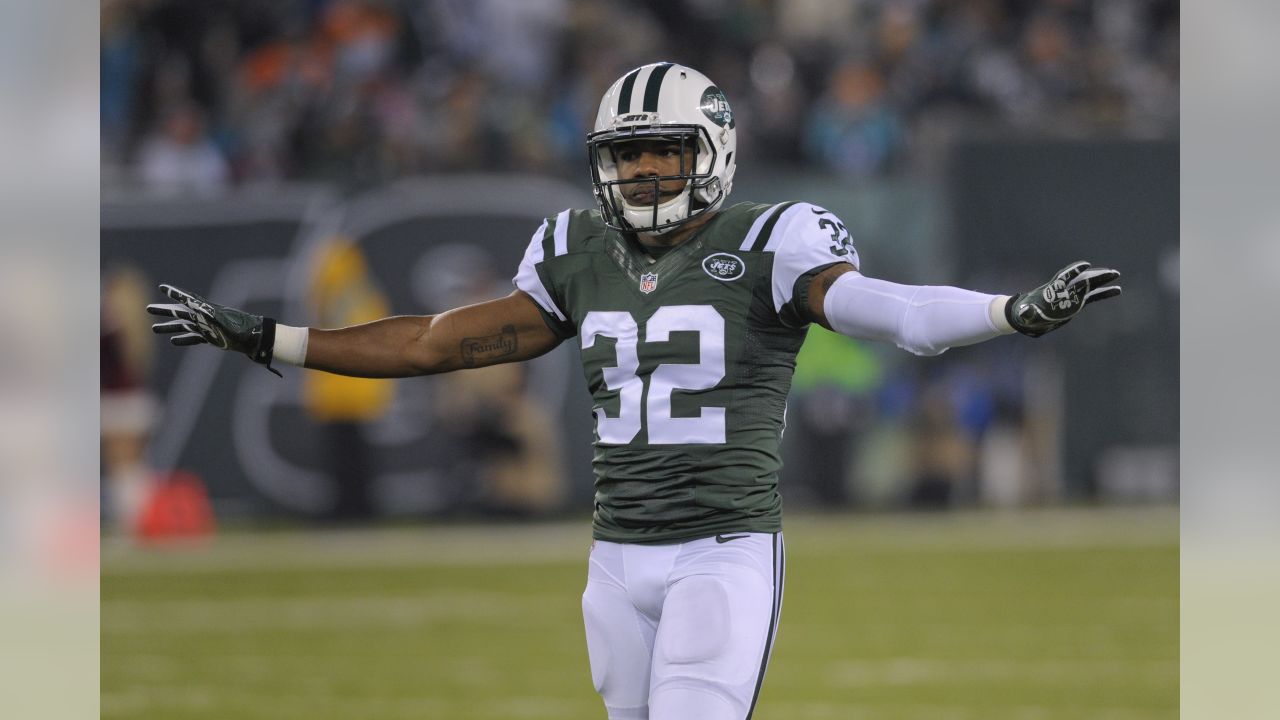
[134,471,216,542]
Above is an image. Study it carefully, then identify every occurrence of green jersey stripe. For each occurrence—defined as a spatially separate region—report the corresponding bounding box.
[749,201,798,252]
[761,202,808,252]
[539,214,557,261]
[617,68,642,115]
[738,203,784,251]
[642,62,674,112]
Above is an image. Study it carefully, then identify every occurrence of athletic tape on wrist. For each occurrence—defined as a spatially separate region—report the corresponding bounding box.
[273,324,309,366]
[992,296,1015,334]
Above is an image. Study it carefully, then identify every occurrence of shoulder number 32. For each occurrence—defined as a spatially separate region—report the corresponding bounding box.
[582,305,725,445]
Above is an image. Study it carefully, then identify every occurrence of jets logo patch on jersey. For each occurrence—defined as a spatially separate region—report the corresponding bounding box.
[639,272,659,294]
[702,253,745,281]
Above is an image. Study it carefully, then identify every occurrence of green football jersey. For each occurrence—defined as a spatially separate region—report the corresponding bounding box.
[514,201,859,543]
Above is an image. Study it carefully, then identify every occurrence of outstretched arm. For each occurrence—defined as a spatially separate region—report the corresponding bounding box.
[804,260,1121,355]
[304,290,562,377]
[148,285,564,378]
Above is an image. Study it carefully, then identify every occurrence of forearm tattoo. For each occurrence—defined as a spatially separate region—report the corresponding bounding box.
[460,325,518,367]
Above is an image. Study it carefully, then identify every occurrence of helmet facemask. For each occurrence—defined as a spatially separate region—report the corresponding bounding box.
[589,63,737,235]
[588,125,724,235]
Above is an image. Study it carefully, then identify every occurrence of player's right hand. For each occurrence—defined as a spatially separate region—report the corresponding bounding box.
[147,284,281,376]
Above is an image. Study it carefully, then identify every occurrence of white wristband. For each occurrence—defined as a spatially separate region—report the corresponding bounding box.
[989,296,1015,334]
[273,324,309,366]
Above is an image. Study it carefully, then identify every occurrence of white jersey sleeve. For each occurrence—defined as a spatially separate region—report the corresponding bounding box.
[761,202,860,316]
[513,210,571,322]
[823,271,1013,356]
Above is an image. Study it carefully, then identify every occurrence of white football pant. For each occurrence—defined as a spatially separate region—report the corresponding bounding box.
[581,532,785,720]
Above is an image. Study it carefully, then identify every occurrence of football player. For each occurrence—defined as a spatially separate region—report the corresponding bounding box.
[148,63,1120,720]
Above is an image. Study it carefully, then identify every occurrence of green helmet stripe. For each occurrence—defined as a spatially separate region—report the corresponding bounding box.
[642,62,674,112]
[617,68,642,115]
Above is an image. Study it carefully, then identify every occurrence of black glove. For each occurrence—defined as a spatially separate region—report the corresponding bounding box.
[1005,261,1122,338]
[146,284,281,376]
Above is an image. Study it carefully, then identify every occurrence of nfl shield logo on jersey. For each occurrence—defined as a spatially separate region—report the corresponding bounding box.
[639,272,659,294]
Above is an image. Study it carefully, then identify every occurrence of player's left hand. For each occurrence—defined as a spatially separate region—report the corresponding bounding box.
[146,284,282,376]
[1005,260,1121,337]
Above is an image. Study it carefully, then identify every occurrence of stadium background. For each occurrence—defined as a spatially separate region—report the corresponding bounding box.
[100,1,1178,718]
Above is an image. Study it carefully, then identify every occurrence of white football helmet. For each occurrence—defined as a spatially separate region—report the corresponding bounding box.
[588,63,737,235]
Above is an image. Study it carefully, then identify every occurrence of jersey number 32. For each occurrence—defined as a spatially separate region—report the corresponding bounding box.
[582,306,725,445]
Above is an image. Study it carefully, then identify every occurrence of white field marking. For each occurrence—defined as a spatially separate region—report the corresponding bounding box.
[102,592,558,634]
[101,508,1177,575]
[823,657,1178,688]
[783,506,1178,553]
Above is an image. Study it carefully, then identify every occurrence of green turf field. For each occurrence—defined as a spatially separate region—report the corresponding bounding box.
[102,508,1177,719]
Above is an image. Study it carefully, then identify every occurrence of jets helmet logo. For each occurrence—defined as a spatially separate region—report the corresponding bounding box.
[639,272,659,294]
[699,86,735,129]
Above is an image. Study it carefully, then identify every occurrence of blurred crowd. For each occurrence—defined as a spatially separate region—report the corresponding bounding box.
[101,0,1179,193]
